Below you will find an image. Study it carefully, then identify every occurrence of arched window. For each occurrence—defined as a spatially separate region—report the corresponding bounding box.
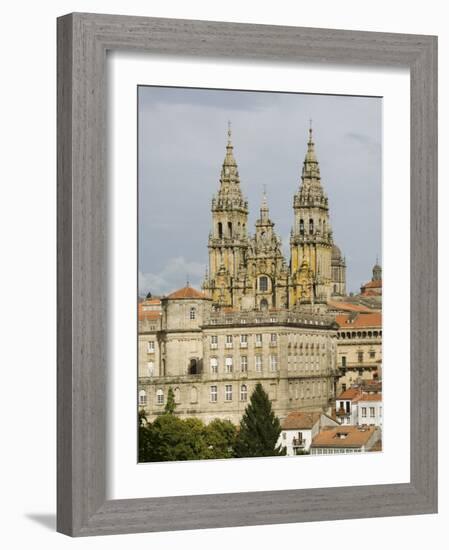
[138,390,147,406]
[322,220,326,234]
[218,222,223,238]
[156,389,164,405]
[259,276,268,292]
[260,298,269,311]
[309,219,314,234]
[299,219,304,235]
[190,386,198,403]
[189,307,196,320]
[240,384,248,402]
[228,222,233,238]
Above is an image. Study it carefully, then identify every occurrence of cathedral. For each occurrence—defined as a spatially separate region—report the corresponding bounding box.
[138,124,354,425]
[202,123,346,308]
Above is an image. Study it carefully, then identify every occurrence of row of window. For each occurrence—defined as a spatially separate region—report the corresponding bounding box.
[298,218,325,235]
[289,380,328,400]
[138,384,250,406]
[209,355,278,373]
[312,448,362,455]
[338,330,382,340]
[340,351,376,366]
[210,333,277,348]
[361,406,382,418]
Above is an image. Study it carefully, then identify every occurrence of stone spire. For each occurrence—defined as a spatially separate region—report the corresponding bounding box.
[301,121,321,185]
[216,121,245,205]
[259,186,270,223]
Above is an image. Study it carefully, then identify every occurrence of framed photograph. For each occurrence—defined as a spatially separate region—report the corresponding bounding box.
[57,13,437,536]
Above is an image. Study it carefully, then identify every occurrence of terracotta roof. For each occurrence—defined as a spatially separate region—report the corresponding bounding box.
[311,426,377,448]
[138,300,162,321]
[328,301,372,313]
[337,388,361,400]
[166,286,209,300]
[362,280,382,289]
[282,411,322,430]
[357,393,382,402]
[336,312,382,328]
[361,289,381,297]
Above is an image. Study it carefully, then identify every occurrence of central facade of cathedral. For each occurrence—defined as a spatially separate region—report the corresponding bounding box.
[203,124,346,309]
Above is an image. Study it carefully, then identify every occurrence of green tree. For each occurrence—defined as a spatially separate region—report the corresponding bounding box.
[138,409,152,462]
[164,387,176,414]
[141,415,209,462]
[234,383,285,458]
[204,419,237,459]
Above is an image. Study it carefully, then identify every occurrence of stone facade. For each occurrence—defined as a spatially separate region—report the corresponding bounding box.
[138,124,381,427]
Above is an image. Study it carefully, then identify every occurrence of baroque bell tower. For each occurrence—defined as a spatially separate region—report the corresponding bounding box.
[290,124,334,305]
[203,123,249,307]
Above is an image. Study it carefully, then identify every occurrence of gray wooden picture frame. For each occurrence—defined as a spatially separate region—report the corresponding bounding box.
[57,12,438,537]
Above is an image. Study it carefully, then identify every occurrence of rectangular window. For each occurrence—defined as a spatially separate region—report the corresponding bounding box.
[358,351,364,363]
[240,384,247,401]
[361,407,367,418]
[270,355,278,372]
[225,357,233,373]
[189,307,196,320]
[225,384,233,401]
[210,357,218,374]
[147,341,155,353]
[370,407,375,417]
[369,351,376,359]
[240,355,248,373]
[379,406,382,417]
[225,335,233,348]
[255,334,263,347]
[240,334,248,347]
[210,385,217,402]
[210,335,218,349]
[270,333,277,346]
[255,356,262,372]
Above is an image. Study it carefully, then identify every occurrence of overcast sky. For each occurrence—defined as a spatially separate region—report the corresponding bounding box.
[138,86,382,297]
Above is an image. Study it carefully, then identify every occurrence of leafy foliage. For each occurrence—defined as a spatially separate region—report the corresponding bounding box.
[139,413,237,462]
[234,383,285,458]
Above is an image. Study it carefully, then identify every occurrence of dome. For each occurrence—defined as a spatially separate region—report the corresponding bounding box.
[332,244,342,261]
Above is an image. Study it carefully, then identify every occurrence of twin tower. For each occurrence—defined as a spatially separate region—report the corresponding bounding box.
[202,124,346,310]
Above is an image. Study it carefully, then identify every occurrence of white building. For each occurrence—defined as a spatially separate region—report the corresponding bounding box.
[278,411,339,455]
[336,387,382,427]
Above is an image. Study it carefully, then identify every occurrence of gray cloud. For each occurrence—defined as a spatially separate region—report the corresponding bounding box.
[138,86,382,295]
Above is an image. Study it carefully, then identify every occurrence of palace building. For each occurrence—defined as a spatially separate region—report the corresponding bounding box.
[138,124,380,425]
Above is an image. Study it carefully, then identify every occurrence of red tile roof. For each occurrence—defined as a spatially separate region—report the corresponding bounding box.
[363,280,382,289]
[166,286,209,300]
[138,299,162,321]
[328,301,372,313]
[282,411,322,430]
[311,426,377,448]
[336,312,382,329]
[337,388,361,400]
[357,393,382,402]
